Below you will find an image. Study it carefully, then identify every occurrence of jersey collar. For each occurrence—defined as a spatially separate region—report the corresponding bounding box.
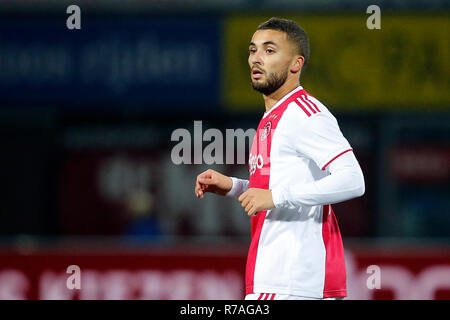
[262,85,303,119]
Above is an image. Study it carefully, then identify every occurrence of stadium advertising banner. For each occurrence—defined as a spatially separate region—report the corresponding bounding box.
[0,245,449,300]
[0,16,220,108]
[223,14,450,111]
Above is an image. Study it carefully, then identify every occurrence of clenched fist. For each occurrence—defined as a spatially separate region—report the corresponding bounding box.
[195,169,233,198]
[238,188,275,217]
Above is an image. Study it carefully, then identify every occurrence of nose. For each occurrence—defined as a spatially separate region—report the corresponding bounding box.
[249,50,263,68]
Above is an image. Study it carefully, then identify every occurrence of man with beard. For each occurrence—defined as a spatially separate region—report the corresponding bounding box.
[194,17,365,300]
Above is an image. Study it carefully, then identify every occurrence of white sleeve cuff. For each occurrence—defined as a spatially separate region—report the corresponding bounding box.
[225,177,249,198]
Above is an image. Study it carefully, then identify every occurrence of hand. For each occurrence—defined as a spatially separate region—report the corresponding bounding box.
[195,169,233,198]
[238,188,275,217]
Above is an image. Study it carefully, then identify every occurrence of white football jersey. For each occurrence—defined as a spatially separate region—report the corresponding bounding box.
[245,85,351,298]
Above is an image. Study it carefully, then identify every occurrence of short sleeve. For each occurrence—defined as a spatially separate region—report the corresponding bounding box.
[293,112,352,171]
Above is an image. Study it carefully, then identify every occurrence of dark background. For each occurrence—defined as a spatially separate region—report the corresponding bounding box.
[0,1,448,247]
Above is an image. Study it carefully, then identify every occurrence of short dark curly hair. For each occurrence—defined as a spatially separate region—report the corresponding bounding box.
[257,17,310,69]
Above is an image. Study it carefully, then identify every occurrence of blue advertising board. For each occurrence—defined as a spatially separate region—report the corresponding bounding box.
[0,16,221,110]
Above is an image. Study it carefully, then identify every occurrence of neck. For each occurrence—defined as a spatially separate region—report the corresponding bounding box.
[263,79,300,113]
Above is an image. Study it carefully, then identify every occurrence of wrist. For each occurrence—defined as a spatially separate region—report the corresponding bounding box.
[225,176,233,193]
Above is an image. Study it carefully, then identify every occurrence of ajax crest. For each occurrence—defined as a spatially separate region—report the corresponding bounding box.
[260,121,272,141]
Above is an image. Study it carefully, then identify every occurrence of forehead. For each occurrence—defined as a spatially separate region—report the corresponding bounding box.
[250,29,289,46]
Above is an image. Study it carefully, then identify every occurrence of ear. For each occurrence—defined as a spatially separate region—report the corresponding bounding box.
[290,55,304,74]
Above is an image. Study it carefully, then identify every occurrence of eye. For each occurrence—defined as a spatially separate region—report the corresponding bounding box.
[249,48,256,54]
[266,48,275,54]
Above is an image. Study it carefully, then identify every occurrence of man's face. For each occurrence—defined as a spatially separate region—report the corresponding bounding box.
[248,29,295,95]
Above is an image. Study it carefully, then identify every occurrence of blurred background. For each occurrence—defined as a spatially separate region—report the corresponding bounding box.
[0,0,448,300]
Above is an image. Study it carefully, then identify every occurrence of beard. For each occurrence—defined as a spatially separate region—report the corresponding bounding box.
[251,68,289,96]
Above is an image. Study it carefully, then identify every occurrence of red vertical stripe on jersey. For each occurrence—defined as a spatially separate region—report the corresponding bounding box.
[270,294,275,300]
[257,293,264,300]
[246,211,267,295]
[246,113,272,295]
[322,205,347,298]
[295,98,311,117]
